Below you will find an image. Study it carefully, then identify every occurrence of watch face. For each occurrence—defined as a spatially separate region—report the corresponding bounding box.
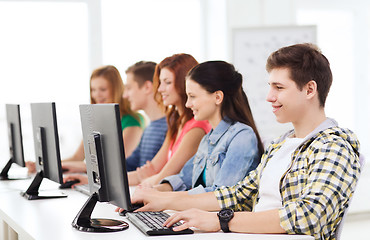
[218,209,234,220]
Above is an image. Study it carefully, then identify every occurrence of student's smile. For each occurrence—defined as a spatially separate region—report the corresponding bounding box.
[271,104,282,113]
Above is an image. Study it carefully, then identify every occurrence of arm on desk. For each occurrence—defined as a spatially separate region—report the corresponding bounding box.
[131,186,219,212]
[165,208,285,234]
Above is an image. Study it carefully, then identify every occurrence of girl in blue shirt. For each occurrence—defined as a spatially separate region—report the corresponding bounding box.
[152,61,264,194]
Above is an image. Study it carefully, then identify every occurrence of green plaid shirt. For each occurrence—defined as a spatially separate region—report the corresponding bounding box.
[214,120,361,240]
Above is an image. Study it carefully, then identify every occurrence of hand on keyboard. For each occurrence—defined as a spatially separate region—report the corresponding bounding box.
[164,208,220,232]
[130,185,170,212]
[126,211,193,236]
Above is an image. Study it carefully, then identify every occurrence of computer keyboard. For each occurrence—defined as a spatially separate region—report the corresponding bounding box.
[126,211,193,236]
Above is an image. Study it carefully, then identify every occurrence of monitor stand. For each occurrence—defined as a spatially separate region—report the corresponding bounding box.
[0,158,29,180]
[72,192,129,232]
[20,170,67,200]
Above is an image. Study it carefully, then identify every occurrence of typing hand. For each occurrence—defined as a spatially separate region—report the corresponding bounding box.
[25,161,36,174]
[63,174,88,188]
[130,185,167,212]
[115,207,125,214]
[164,208,220,232]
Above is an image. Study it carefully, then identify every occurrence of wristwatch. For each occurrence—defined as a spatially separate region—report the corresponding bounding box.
[217,208,234,232]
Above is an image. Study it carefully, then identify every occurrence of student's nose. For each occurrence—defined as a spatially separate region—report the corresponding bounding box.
[266,88,276,103]
[158,82,164,93]
[185,98,191,108]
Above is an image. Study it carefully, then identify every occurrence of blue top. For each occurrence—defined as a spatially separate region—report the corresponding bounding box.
[161,118,260,194]
[125,117,167,171]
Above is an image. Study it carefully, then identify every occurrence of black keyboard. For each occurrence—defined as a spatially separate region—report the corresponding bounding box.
[126,211,194,236]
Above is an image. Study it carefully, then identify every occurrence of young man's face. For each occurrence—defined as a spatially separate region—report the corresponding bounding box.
[266,68,309,124]
[123,72,147,111]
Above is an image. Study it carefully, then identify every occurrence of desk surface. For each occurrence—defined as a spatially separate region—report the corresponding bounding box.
[0,176,314,240]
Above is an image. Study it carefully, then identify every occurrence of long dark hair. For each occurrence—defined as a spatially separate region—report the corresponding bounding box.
[187,61,264,157]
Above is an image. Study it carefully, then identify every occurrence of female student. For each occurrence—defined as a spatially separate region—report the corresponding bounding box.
[27,65,144,174]
[152,61,264,194]
[128,53,211,186]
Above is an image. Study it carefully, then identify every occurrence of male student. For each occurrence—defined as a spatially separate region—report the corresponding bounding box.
[129,43,361,240]
[64,61,167,184]
[123,61,167,171]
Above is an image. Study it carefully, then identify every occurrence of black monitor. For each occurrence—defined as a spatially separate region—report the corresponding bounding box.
[21,102,67,200]
[72,104,131,232]
[0,104,26,180]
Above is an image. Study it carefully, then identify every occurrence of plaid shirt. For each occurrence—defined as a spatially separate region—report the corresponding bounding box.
[214,119,361,240]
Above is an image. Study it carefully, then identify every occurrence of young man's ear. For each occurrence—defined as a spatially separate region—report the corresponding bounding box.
[305,80,317,100]
[215,90,224,105]
[143,80,153,94]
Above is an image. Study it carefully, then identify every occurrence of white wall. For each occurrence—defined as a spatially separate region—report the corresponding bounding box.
[1,0,369,168]
[224,0,370,159]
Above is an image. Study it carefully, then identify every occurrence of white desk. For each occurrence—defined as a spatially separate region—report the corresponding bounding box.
[0,178,314,240]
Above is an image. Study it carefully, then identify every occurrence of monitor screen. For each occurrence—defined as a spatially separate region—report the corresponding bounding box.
[72,103,130,232]
[21,102,66,200]
[1,104,26,180]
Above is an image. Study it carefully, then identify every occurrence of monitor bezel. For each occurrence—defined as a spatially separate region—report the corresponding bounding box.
[1,104,26,180]
[21,102,66,200]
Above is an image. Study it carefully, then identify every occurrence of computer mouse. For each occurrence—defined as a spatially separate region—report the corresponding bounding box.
[59,179,80,189]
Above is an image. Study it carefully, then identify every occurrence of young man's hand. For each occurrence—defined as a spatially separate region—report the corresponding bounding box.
[164,208,220,232]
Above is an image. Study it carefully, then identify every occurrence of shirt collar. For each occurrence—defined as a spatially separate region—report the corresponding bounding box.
[208,118,233,144]
[277,117,338,144]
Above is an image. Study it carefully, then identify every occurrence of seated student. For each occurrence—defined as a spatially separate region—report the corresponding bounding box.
[64,61,168,186]
[123,61,167,171]
[129,43,361,240]
[26,65,144,174]
[153,61,264,194]
[128,53,211,186]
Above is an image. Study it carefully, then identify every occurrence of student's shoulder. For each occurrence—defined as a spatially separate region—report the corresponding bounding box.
[185,118,211,132]
[150,116,167,126]
[230,121,254,132]
[227,122,256,138]
[121,113,143,128]
[146,117,168,131]
[313,126,359,145]
[312,126,360,153]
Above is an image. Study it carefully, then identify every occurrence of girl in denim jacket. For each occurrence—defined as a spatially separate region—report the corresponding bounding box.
[153,61,264,194]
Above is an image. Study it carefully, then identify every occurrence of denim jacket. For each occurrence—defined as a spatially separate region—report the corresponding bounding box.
[161,118,260,194]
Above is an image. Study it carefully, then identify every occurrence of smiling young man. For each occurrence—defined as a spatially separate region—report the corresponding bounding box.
[131,43,361,240]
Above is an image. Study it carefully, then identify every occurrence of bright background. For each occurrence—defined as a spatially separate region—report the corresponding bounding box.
[0,2,369,238]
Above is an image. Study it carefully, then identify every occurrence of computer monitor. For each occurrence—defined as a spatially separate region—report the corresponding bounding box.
[0,104,26,180]
[72,104,131,232]
[21,102,67,200]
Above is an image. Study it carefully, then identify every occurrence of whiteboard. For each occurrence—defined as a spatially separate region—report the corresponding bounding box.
[232,25,316,142]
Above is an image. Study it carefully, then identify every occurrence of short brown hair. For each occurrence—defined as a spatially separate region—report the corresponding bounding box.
[266,43,332,107]
[125,61,157,87]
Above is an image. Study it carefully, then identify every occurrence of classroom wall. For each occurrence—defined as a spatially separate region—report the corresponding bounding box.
[1,0,369,166]
[221,0,370,161]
